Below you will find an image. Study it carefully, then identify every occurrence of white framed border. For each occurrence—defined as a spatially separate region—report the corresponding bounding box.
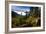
[9,3,43,32]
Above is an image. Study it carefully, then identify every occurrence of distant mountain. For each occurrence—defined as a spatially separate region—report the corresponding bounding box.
[12,11,20,17]
[12,11,30,17]
[14,11,26,16]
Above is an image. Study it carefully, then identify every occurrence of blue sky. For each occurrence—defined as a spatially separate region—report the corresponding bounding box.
[11,6,32,12]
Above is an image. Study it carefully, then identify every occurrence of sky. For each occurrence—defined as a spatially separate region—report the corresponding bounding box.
[11,6,32,12]
[11,6,32,16]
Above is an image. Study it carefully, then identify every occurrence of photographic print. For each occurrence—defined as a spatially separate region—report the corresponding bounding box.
[12,6,41,28]
[8,2,45,32]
